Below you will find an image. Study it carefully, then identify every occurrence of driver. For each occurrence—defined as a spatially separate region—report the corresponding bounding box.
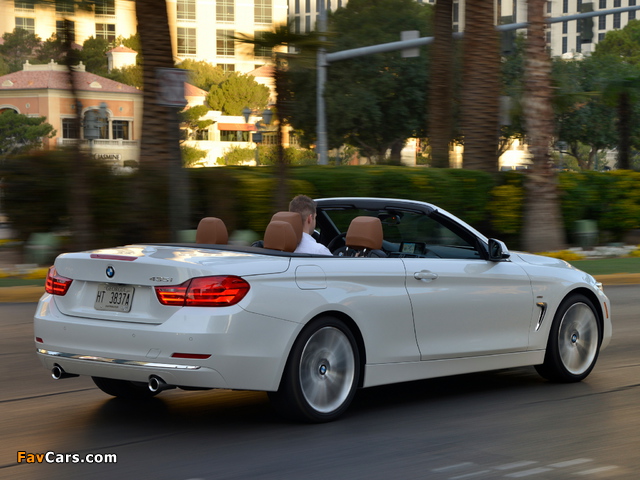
[289,195,332,255]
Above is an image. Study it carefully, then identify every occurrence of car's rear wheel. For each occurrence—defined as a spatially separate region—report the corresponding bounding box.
[535,294,601,383]
[92,377,158,400]
[269,316,360,423]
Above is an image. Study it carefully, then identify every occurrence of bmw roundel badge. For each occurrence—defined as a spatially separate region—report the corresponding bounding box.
[106,265,115,278]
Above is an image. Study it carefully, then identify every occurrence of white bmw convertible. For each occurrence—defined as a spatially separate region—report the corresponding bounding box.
[34,197,612,422]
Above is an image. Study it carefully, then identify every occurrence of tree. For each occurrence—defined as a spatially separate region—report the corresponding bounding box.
[0,111,55,159]
[461,0,500,172]
[206,73,270,115]
[107,64,143,88]
[428,0,455,168]
[521,0,566,252]
[36,35,69,64]
[287,0,433,163]
[0,29,41,72]
[79,37,110,75]
[178,59,227,92]
[592,19,640,65]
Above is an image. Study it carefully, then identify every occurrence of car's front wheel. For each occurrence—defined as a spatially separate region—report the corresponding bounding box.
[269,316,360,423]
[535,294,601,382]
[92,377,158,400]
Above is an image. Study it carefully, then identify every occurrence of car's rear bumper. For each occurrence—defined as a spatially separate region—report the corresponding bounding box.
[34,296,300,392]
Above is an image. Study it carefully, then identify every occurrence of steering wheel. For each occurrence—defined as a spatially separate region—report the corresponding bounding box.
[327,232,347,252]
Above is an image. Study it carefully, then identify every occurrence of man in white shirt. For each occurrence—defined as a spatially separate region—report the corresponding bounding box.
[289,195,332,255]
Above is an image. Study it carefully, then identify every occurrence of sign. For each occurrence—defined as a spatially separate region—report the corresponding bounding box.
[94,153,122,162]
[156,68,188,107]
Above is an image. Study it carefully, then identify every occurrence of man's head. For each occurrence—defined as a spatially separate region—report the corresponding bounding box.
[289,195,317,234]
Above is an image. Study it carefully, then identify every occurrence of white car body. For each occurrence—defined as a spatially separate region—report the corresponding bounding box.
[34,198,612,422]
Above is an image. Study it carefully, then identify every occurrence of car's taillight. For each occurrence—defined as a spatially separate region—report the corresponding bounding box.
[155,276,250,307]
[45,266,73,296]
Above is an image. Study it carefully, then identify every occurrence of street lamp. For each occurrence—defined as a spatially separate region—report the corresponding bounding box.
[242,107,273,166]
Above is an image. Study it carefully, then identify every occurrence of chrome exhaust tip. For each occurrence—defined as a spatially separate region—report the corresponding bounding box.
[51,365,79,380]
[148,375,174,393]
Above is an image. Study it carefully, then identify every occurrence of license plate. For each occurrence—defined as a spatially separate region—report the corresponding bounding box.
[95,284,135,312]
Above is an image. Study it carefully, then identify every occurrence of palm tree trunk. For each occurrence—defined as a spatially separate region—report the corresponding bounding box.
[134,0,186,241]
[617,92,631,169]
[521,0,566,252]
[428,0,454,168]
[461,0,500,172]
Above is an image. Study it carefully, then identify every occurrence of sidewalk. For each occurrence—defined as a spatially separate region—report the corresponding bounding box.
[1,273,639,304]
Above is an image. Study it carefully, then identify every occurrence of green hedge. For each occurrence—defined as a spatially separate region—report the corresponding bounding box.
[3,153,640,250]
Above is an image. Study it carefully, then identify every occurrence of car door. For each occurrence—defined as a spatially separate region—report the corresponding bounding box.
[398,213,535,361]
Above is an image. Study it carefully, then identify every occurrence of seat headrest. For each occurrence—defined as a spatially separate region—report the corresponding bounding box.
[263,220,298,252]
[195,217,228,244]
[271,211,303,244]
[345,216,383,250]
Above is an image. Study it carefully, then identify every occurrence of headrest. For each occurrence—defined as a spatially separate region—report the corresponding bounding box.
[345,216,383,250]
[271,211,303,244]
[195,217,228,244]
[263,220,298,252]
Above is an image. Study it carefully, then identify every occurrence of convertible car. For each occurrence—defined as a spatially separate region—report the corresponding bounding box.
[34,197,612,422]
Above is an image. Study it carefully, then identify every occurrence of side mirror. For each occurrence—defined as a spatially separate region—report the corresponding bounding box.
[488,238,511,261]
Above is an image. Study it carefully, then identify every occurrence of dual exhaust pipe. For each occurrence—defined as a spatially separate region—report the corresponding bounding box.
[52,367,174,393]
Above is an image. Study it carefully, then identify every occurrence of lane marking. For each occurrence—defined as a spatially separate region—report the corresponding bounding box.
[574,466,618,475]
[432,463,475,473]
[505,468,553,477]
[549,458,593,468]
[495,461,538,470]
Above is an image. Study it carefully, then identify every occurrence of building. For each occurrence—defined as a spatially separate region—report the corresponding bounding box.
[0,61,142,166]
[0,0,288,75]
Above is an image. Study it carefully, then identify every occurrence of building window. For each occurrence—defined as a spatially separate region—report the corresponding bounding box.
[95,0,115,15]
[177,0,196,20]
[614,11,621,27]
[112,120,130,140]
[216,29,234,56]
[255,0,272,24]
[547,1,552,13]
[295,0,300,14]
[453,2,459,22]
[305,0,311,12]
[55,0,74,14]
[56,20,75,42]
[177,27,196,55]
[598,32,606,41]
[576,35,582,52]
[562,36,568,53]
[563,21,568,34]
[62,118,79,139]
[613,0,621,6]
[217,63,235,72]
[631,0,637,20]
[599,0,606,7]
[599,15,606,29]
[563,0,568,13]
[14,1,34,11]
[305,15,310,32]
[216,0,234,22]
[15,17,35,33]
[96,23,116,43]
[220,130,250,142]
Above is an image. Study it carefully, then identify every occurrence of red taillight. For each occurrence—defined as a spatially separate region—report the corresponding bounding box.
[155,276,250,307]
[45,266,73,296]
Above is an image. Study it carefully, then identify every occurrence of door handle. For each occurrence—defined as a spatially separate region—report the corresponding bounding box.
[414,270,438,281]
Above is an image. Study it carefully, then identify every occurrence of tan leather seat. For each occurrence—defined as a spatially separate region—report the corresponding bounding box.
[345,216,383,250]
[263,220,298,252]
[195,217,229,244]
[271,211,303,245]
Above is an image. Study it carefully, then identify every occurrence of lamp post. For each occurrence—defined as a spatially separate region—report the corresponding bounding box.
[242,107,273,166]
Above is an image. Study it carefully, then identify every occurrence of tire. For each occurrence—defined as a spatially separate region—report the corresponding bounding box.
[92,377,158,400]
[269,316,360,423]
[535,294,601,383]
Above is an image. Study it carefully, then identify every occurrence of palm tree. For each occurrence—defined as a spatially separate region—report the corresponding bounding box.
[603,76,640,170]
[428,0,454,168]
[521,0,566,252]
[461,0,500,172]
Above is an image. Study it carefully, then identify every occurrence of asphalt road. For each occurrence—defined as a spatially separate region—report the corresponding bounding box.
[1,285,639,480]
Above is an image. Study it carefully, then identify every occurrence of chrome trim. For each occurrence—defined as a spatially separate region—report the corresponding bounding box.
[37,349,201,370]
[535,302,548,332]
